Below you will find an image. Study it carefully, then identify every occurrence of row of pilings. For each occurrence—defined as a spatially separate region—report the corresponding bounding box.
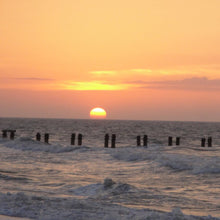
[1,130,213,147]
[2,130,16,140]
[36,133,83,145]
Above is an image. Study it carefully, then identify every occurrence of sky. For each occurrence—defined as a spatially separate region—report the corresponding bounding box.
[0,0,220,121]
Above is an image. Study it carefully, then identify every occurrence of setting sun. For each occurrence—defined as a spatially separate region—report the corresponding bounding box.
[90,107,107,119]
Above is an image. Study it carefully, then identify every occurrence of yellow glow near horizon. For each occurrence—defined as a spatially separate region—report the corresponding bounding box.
[60,81,129,91]
[90,107,107,119]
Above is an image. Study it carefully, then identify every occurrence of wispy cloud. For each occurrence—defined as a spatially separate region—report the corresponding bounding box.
[14,77,54,81]
[90,69,153,76]
[89,71,117,75]
[59,81,129,91]
[130,69,152,73]
[0,77,56,90]
[129,77,220,91]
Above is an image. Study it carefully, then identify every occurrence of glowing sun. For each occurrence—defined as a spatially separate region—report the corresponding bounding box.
[90,107,107,119]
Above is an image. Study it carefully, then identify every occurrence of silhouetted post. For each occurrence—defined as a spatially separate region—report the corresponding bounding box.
[44,133,49,144]
[143,135,148,147]
[9,130,16,140]
[137,135,141,146]
[104,134,109,148]
[78,133,82,146]
[208,137,212,147]
[176,137,180,146]
[2,130,7,138]
[36,133,41,141]
[111,134,116,148]
[201,138,206,147]
[71,133,76,145]
[168,136,173,146]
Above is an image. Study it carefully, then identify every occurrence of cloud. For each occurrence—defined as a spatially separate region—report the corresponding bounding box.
[90,69,153,76]
[130,77,220,91]
[59,81,129,91]
[14,77,54,81]
[89,71,117,75]
[130,69,152,73]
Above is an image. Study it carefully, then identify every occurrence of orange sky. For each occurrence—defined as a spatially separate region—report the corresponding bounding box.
[0,0,220,121]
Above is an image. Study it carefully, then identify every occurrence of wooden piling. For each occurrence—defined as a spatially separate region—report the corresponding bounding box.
[208,137,212,147]
[143,135,148,147]
[168,136,173,146]
[137,135,141,146]
[104,134,109,148]
[111,134,116,148]
[44,133,49,144]
[78,133,82,146]
[71,133,76,145]
[201,138,206,147]
[9,130,16,140]
[2,130,7,138]
[176,137,180,146]
[36,133,41,141]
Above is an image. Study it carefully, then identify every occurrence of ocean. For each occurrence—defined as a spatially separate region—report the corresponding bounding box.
[0,118,219,220]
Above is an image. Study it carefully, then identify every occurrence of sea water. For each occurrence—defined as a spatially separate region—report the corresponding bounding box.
[0,118,219,220]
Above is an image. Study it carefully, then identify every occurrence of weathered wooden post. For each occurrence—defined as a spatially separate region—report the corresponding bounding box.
[71,133,76,145]
[36,133,41,141]
[137,135,141,146]
[143,135,148,147]
[176,137,180,146]
[78,133,82,146]
[111,134,116,148]
[2,130,7,138]
[9,130,16,140]
[104,134,109,148]
[208,137,212,147]
[44,133,49,144]
[201,138,206,147]
[168,136,173,146]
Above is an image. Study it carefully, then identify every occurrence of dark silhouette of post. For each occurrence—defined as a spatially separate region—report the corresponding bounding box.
[111,134,116,148]
[78,133,82,146]
[143,135,148,147]
[168,136,173,146]
[137,136,141,146]
[208,137,212,147]
[201,138,206,147]
[44,133,49,144]
[36,133,41,141]
[9,130,16,140]
[176,137,180,146]
[104,134,109,148]
[2,130,7,138]
[71,133,76,145]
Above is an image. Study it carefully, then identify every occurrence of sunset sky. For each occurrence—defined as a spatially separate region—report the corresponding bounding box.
[1,0,220,121]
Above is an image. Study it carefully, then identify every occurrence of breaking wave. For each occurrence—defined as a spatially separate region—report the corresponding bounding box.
[0,138,91,153]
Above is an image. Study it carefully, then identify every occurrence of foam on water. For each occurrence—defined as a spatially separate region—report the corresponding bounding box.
[2,138,220,175]
[109,146,220,175]
[69,178,137,198]
[1,137,91,153]
[0,189,219,220]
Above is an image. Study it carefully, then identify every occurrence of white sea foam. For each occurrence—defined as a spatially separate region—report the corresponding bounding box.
[1,138,220,175]
[69,178,137,198]
[109,146,220,175]
[0,138,91,153]
[0,191,219,220]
